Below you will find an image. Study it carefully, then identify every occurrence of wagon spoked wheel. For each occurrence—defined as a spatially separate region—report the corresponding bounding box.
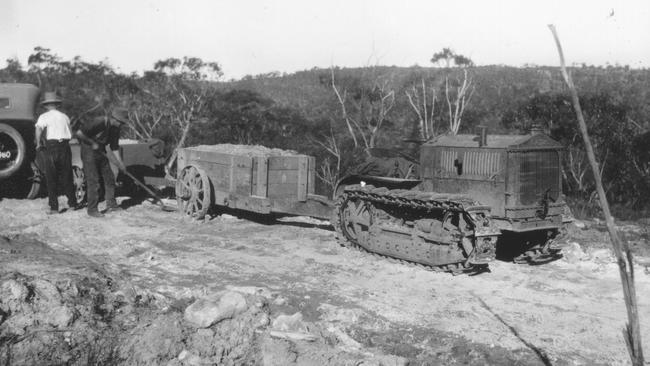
[72,166,86,203]
[176,165,211,219]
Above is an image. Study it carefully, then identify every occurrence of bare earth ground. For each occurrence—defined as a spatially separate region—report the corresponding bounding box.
[1,197,649,365]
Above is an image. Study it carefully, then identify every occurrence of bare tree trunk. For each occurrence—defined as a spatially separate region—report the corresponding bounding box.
[445,69,474,135]
[330,68,359,148]
[176,118,192,150]
[405,78,437,141]
[549,24,644,366]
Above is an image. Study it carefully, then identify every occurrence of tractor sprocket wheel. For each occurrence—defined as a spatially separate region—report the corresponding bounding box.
[339,196,372,244]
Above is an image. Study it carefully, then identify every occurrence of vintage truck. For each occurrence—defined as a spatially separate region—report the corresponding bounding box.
[0,83,41,198]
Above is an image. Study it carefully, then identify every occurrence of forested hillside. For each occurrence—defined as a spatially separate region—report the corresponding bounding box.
[230,65,650,213]
[2,48,648,213]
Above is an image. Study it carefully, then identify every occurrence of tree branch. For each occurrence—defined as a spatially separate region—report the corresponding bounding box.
[549,24,644,366]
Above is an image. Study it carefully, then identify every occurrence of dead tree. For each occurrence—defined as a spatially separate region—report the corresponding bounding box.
[445,68,474,135]
[129,109,163,140]
[549,24,644,366]
[309,126,342,192]
[329,67,395,154]
[405,78,438,140]
[330,68,361,148]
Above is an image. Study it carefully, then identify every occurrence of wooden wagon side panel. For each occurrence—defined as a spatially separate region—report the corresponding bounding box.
[267,155,311,201]
[183,149,252,196]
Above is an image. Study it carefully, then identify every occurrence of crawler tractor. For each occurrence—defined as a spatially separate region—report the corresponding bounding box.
[331,127,571,274]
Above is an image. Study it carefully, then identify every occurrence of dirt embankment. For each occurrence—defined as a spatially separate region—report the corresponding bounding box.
[0,197,649,365]
[0,233,413,365]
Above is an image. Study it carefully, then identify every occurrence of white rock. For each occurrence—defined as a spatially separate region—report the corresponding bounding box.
[562,242,585,264]
[327,326,362,351]
[48,305,75,328]
[178,349,189,360]
[587,248,615,264]
[32,279,63,303]
[318,303,363,324]
[0,279,29,304]
[184,291,248,328]
[271,312,307,332]
[572,220,586,229]
[177,349,203,366]
[272,296,287,306]
[258,313,270,327]
[269,330,317,342]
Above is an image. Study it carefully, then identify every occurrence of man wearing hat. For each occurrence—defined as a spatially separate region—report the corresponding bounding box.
[75,108,128,218]
[34,92,79,214]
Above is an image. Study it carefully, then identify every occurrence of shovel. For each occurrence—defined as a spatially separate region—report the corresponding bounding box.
[100,149,176,212]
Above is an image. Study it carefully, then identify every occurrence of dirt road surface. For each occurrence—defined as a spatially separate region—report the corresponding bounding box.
[1,197,649,365]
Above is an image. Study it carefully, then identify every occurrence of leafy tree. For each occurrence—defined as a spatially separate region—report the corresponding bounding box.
[189,89,315,152]
[128,61,219,150]
[153,57,222,81]
[15,47,134,129]
[0,58,27,82]
[430,48,473,68]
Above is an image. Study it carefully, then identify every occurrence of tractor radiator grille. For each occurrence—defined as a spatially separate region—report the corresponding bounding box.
[512,150,560,205]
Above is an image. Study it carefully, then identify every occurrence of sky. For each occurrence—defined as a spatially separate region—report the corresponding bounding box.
[1,0,649,79]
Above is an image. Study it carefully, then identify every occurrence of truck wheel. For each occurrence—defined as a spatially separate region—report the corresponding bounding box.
[0,123,26,179]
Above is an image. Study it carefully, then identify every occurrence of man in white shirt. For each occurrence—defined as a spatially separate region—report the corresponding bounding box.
[35,92,79,214]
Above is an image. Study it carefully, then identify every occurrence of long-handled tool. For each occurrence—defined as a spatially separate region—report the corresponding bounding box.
[100,149,176,212]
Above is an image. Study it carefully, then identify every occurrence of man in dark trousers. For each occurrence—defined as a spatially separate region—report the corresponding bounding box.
[75,108,127,218]
[34,92,79,214]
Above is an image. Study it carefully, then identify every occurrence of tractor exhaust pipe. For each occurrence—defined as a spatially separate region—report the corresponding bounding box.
[477,125,488,147]
[529,124,544,135]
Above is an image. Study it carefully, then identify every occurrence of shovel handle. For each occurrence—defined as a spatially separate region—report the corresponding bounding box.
[100,149,164,205]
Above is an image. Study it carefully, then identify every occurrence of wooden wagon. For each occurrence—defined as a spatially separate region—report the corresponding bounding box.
[174,145,332,220]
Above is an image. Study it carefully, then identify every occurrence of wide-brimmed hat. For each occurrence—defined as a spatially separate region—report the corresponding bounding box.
[110,108,129,124]
[40,91,62,105]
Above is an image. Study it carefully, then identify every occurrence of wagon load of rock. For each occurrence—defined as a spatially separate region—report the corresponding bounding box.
[175,144,330,219]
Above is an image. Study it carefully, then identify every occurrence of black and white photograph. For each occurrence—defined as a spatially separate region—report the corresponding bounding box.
[0,0,649,364]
